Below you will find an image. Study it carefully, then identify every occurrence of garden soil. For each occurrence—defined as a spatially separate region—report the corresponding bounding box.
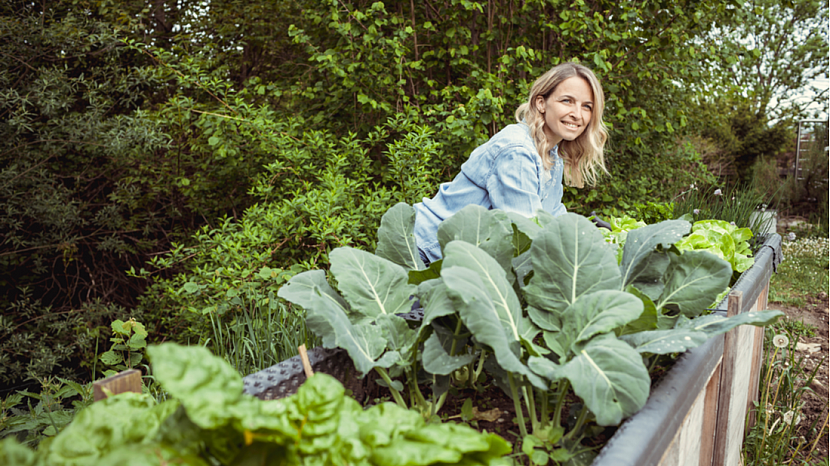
[767,291,829,461]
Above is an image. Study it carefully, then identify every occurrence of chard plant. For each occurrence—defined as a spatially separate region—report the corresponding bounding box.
[279,203,783,460]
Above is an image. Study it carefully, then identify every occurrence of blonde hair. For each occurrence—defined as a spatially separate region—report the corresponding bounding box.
[515,62,609,188]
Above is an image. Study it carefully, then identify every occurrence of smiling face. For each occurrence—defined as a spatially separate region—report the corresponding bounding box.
[535,76,594,147]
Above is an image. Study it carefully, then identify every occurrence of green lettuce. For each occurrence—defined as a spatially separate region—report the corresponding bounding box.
[674,219,754,272]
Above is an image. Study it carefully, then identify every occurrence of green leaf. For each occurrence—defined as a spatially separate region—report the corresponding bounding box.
[422,331,476,376]
[560,290,644,350]
[278,270,349,346]
[619,328,708,354]
[183,282,199,294]
[111,319,131,336]
[524,214,621,314]
[100,350,122,366]
[375,202,425,271]
[619,220,690,296]
[528,306,561,332]
[329,247,416,320]
[675,310,784,338]
[128,333,147,350]
[302,287,395,375]
[44,393,178,464]
[408,259,442,285]
[437,205,514,277]
[618,285,659,335]
[461,398,473,421]
[147,344,243,429]
[655,251,732,318]
[416,278,456,335]
[278,270,350,314]
[442,262,545,389]
[528,355,560,381]
[558,334,650,426]
[0,438,34,466]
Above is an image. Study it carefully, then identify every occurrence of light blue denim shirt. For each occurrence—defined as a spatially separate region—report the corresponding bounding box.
[414,123,567,263]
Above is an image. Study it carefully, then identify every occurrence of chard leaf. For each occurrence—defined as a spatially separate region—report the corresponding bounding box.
[528,306,561,332]
[330,247,416,321]
[656,250,732,318]
[44,393,181,465]
[442,265,546,389]
[437,205,514,276]
[617,285,659,335]
[304,288,395,375]
[408,259,442,285]
[148,344,242,429]
[375,202,425,271]
[619,329,708,354]
[422,332,476,375]
[619,220,690,292]
[675,310,784,338]
[524,213,621,314]
[560,290,644,350]
[558,333,650,426]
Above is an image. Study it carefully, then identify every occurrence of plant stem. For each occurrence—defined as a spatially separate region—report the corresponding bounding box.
[539,390,549,429]
[473,349,487,381]
[552,379,570,428]
[508,373,528,438]
[564,404,590,442]
[375,367,407,409]
[523,386,538,433]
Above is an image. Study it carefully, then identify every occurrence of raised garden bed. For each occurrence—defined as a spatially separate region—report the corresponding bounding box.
[243,207,782,465]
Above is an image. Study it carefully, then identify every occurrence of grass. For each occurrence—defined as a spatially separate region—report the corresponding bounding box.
[743,235,829,465]
[768,237,830,307]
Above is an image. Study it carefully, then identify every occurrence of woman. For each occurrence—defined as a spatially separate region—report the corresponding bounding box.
[414,62,609,266]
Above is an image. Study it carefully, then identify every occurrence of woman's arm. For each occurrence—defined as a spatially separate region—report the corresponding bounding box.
[488,148,546,217]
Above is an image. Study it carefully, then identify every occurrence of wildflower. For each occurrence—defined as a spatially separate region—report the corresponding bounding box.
[714,189,722,196]
[788,232,796,241]
[730,221,736,226]
[693,209,700,215]
[773,334,789,348]
[782,410,801,425]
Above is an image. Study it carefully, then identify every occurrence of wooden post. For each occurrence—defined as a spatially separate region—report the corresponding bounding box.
[298,344,314,379]
[712,290,742,465]
[746,285,769,428]
[699,360,722,466]
[93,369,142,401]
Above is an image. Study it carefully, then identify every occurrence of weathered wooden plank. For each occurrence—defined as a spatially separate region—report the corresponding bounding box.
[93,369,142,401]
[746,285,769,429]
[699,359,722,466]
[713,290,742,465]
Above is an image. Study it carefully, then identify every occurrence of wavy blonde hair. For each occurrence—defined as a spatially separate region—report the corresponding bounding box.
[515,62,609,188]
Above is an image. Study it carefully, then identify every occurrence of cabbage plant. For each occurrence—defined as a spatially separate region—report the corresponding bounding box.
[279,203,783,458]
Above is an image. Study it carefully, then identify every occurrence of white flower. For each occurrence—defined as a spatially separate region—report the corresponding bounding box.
[788,232,796,241]
[782,410,802,426]
[773,334,789,348]
[714,189,722,196]
[694,209,700,215]
[730,221,736,226]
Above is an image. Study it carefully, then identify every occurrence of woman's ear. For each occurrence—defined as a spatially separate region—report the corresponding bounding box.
[535,95,546,114]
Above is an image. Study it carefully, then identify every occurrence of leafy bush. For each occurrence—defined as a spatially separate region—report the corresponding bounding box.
[1,343,512,466]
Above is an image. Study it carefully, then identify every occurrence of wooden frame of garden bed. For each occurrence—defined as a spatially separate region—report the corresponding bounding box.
[242,233,782,466]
